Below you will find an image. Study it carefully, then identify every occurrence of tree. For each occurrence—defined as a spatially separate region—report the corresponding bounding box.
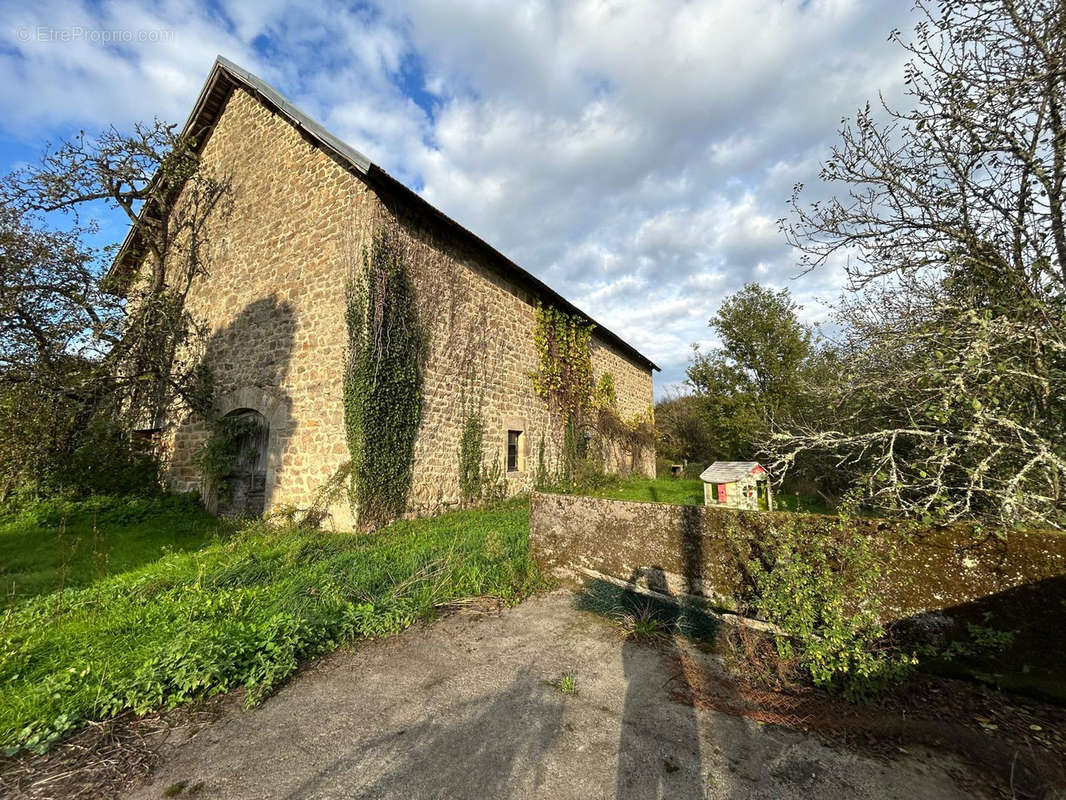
[686,283,817,461]
[654,391,719,466]
[0,121,230,495]
[772,0,1066,528]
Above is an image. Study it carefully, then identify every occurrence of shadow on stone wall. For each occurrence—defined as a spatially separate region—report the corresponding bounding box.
[533,493,1066,700]
[679,505,703,597]
[169,295,297,515]
[904,573,1066,702]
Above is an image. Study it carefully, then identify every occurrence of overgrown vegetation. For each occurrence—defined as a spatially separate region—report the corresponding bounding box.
[0,496,542,755]
[0,121,230,501]
[531,303,594,424]
[193,412,264,501]
[344,231,427,529]
[457,414,505,506]
[740,511,915,699]
[530,303,655,490]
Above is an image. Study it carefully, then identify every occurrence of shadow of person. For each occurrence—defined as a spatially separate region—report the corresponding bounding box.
[616,566,704,799]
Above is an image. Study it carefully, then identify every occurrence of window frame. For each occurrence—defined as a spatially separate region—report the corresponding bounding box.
[506,430,522,473]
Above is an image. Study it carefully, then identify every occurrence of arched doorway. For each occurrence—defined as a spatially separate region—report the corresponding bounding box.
[216,408,269,517]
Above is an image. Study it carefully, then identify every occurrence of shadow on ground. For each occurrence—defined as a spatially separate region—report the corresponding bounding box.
[104,591,988,800]
[284,671,564,798]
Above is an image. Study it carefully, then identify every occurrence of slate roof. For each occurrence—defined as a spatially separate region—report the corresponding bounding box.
[699,461,763,483]
[108,56,659,373]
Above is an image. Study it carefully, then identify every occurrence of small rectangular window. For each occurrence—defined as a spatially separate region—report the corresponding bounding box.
[507,430,521,472]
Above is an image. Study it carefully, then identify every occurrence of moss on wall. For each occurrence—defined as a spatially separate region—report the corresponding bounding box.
[531,492,1066,616]
[530,492,1066,696]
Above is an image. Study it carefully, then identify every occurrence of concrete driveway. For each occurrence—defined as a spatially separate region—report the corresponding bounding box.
[125,591,980,800]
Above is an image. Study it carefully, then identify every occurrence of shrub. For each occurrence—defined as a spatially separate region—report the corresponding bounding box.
[744,515,915,699]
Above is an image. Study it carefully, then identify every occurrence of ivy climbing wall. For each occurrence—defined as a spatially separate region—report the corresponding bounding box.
[147,83,655,527]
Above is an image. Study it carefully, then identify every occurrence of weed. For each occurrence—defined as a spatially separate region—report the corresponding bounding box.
[0,496,544,755]
[745,514,915,700]
[553,672,578,695]
[617,604,670,643]
[574,580,720,644]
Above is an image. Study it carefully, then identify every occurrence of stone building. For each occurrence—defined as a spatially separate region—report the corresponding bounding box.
[110,57,658,526]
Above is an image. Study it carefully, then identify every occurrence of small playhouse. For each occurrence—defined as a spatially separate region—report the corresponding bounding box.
[699,461,773,511]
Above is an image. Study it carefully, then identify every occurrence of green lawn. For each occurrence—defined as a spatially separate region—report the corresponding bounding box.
[772,492,834,515]
[0,496,542,755]
[0,495,222,606]
[586,477,706,506]
[583,476,833,514]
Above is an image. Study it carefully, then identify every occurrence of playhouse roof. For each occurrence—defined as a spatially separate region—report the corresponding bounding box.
[699,461,763,483]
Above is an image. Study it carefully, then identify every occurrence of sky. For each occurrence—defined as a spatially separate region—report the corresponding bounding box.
[0,0,918,395]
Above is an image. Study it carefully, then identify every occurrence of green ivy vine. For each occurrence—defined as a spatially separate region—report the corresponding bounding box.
[457,414,505,505]
[344,231,426,529]
[194,413,263,499]
[531,303,594,423]
[531,305,656,484]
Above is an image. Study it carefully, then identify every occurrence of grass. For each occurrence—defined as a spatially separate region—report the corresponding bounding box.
[0,496,543,755]
[772,492,833,515]
[578,476,833,514]
[617,605,671,643]
[574,579,721,643]
[585,477,705,506]
[553,672,577,694]
[0,494,222,606]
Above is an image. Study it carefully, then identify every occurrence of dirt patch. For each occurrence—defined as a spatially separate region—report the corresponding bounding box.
[0,699,226,800]
[669,641,1066,799]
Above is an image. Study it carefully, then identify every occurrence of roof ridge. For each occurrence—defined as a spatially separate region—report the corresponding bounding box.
[109,55,660,373]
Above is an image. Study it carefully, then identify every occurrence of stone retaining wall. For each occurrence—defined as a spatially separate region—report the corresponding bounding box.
[529,492,1066,623]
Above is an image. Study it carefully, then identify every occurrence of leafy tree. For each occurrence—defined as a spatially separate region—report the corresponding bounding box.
[686,283,817,461]
[772,0,1066,528]
[0,121,230,496]
[654,391,719,466]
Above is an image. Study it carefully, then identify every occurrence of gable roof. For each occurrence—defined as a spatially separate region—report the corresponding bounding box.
[699,461,764,483]
[109,56,659,373]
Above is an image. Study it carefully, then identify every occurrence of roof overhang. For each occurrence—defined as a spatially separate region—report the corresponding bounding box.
[699,462,765,483]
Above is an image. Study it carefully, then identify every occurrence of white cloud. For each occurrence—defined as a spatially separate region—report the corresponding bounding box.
[0,0,918,393]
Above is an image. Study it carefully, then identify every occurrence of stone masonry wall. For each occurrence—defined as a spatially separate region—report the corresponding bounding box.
[153,86,655,526]
[528,492,1066,622]
[529,491,1066,692]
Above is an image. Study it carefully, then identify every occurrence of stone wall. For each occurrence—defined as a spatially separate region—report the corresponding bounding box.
[529,492,1066,622]
[152,86,655,526]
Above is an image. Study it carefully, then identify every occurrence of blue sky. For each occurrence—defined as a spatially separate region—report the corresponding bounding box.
[0,0,917,394]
